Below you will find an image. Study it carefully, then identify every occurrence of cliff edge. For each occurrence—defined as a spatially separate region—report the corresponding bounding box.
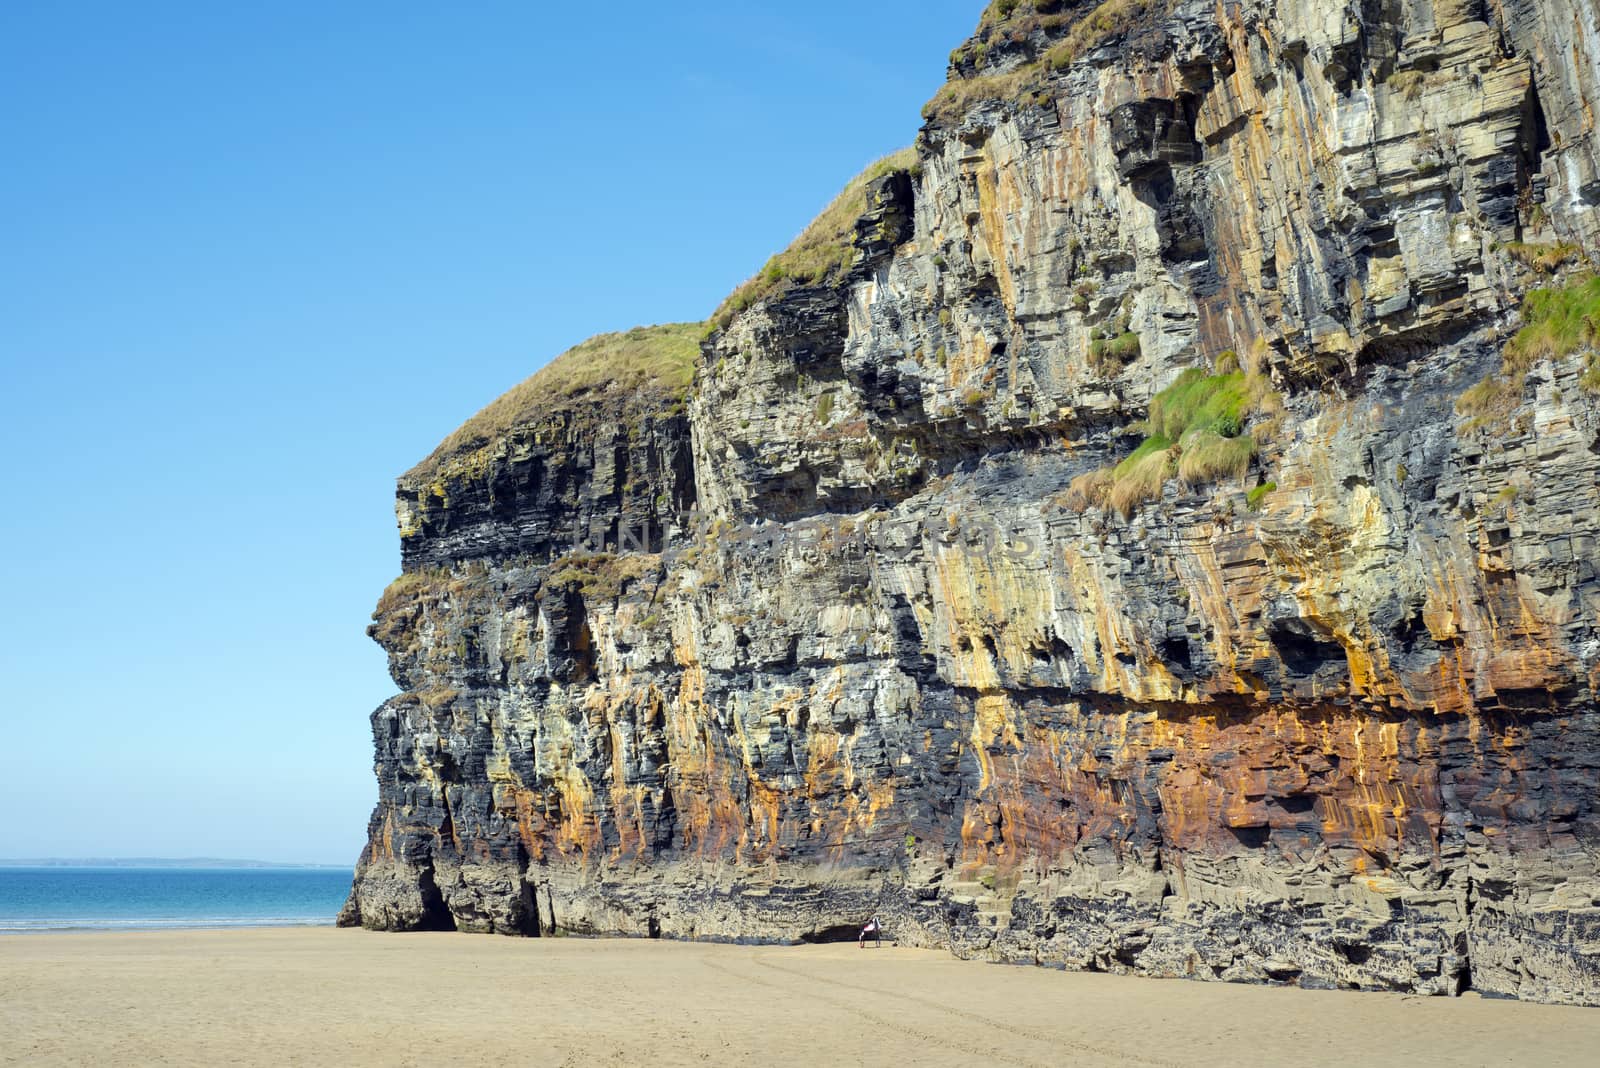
[342,0,1600,1004]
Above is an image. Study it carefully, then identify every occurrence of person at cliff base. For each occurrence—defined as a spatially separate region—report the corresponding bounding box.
[858,916,881,949]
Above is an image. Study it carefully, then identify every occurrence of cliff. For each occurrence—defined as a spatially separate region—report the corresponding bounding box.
[342,0,1600,1005]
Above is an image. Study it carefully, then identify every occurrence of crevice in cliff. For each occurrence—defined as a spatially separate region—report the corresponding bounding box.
[988,684,1577,731]
[799,923,863,944]
[415,863,456,932]
[1521,80,1553,191]
[536,881,558,936]
[861,414,1116,504]
[1111,96,1206,266]
[1225,825,1270,849]
[1267,619,1347,678]
[1354,314,1493,378]
[1457,872,1479,996]
[516,876,541,937]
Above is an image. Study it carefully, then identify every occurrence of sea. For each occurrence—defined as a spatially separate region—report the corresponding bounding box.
[0,866,354,932]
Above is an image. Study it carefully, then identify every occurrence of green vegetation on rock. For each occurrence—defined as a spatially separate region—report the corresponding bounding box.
[1502,241,1581,274]
[1088,330,1141,371]
[1510,274,1600,360]
[546,551,662,603]
[1458,273,1600,426]
[1070,367,1275,517]
[1246,481,1277,510]
[1142,369,1251,441]
[406,322,703,482]
[709,148,920,333]
[1386,70,1427,100]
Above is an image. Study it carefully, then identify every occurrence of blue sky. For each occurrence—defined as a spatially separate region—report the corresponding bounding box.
[0,1,981,864]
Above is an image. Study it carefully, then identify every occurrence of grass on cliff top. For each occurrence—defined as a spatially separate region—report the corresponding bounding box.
[1457,273,1600,426]
[1069,366,1272,517]
[708,148,919,334]
[924,0,1175,124]
[405,322,703,483]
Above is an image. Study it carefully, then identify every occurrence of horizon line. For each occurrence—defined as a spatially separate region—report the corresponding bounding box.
[0,857,353,869]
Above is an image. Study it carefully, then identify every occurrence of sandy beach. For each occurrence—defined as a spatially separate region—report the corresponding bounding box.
[2,930,1597,1066]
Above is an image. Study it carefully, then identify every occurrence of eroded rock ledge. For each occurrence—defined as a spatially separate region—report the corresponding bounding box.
[343,0,1600,1005]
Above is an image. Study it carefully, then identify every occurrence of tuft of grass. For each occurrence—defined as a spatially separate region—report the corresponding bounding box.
[1112,432,1173,473]
[1142,369,1250,440]
[1242,344,1287,444]
[1105,435,1176,516]
[815,392,835,423]
[419,687,459,710]
[1582,355,1600,392]
[1459,274,1600,425]
[1503,241,1581,274]
[923,66,1041,125]
[1039,0,1172,69]
[1074,369,1262,517]
[1066,466,1114,510]
[376,569,434,610]
[1508,274,1600,360]
[1386,70,1426,100]
[1072,280,1097,313]
[1177,431,1255,484]
[1088,330,1141,372]
[1245,481,1277,510]
[1456,376,1522,424]
[372,568,450,628]
[546,551,660,603]
[406,323,703,483]
[708,148,919,332]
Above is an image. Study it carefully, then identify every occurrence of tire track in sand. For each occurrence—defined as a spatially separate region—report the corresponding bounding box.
[696,953,1051,1068]
[747,952,1176,1068]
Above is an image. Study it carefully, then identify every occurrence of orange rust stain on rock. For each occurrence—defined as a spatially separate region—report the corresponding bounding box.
[975,146,1017,318]
[945,702,1537,874]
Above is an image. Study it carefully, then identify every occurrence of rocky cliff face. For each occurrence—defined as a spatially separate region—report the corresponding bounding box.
[342,0,1600,1005]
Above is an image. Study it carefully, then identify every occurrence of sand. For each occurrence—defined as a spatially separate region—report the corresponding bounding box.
[2,929,1596,1067]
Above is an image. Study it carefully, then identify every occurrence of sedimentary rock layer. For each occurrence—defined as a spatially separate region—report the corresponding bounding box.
[343,0,1600,1005]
